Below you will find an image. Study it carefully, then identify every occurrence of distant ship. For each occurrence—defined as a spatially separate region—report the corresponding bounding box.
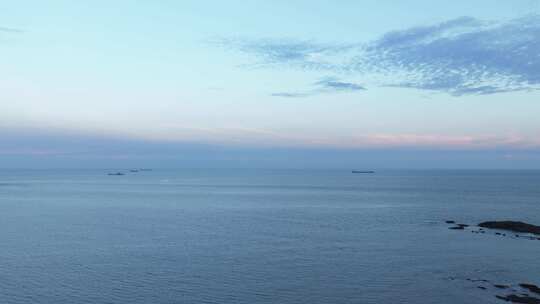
[352,170,375,174]
[130,169,139,172]
[107,172,125,176]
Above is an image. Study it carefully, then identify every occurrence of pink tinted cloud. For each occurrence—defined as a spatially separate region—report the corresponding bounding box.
[0,148,67,156]
[308,134,540,149]
[149,124,540,149]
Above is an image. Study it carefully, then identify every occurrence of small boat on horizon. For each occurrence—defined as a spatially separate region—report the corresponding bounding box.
[352,170,375,174]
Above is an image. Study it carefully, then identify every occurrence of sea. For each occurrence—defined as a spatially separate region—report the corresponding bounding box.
[0,169,539,303]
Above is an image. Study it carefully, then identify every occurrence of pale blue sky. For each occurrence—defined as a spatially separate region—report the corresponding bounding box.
[1,1,540,168]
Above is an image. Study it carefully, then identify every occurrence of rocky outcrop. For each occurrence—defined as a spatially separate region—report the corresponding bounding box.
[520,284,540,295]
[496,294,540,304]
[478,221,540,235]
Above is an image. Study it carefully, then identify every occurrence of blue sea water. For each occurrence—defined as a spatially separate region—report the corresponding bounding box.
[0,169,539,303]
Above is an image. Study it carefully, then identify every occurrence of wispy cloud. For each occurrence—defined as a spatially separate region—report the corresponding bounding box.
[315,77,366,92]
[4,127,539,169]
[4,126,539,152]
[214,37,352,70]
[0,26,23,33]
[333,134,540,149]
[218,15,540,95]
[0,148,67,156]
[361,15,540,95]
[271,77,365,98]
[271,92,310,98]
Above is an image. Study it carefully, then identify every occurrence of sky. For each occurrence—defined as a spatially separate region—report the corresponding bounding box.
[1,0,540,168]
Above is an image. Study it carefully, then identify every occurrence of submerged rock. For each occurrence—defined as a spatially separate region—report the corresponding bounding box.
[520,284,540,295]
[461,277,540,303]
[478,221,540,235]
[496,294,540,304]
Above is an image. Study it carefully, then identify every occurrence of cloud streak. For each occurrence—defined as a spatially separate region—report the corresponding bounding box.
[214,37,351,70]
[271,77,365,98]
[271,92,309,98]
[219,15,540,95]
[2,127,539,154]
[4,127,540,169]
[315,77,366,91]
[0,26,23,33]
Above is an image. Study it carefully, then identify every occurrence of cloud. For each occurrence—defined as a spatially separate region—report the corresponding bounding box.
[2,127,540,169]
[2,117,540,169]
[219,15,540,95]
[335,134,540,149]
[271,77,365,98]
[0,26,23,33]
[213,37,354,70]
[315,77,366,91]
[271,92,310,98]
[2,126,540,154]
[362,15,540,95]
[374,16,483,49]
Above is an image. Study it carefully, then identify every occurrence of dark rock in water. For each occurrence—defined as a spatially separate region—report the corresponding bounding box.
[446,220,456,224]
[520,284,540,295]
[449,226,465,230]
[496,232,502,235]
[478,221,540,235]
[496,294,540,303]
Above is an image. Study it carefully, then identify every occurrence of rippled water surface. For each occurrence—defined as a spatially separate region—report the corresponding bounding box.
[1,169,539,303]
